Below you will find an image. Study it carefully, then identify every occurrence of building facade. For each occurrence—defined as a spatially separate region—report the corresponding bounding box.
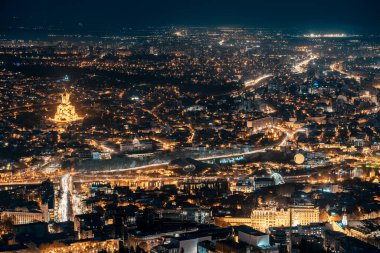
[0,210,48,225]
[215,205,320,232]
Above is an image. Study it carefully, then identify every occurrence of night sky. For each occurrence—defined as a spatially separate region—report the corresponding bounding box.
[1,0,379,33]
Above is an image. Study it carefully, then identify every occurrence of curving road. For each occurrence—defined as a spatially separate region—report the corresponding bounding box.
[58,173,72,222]
[329,62,361,82]
[292,54,317,74]
[243,74,273,88]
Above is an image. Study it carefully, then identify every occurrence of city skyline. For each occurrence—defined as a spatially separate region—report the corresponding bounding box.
[0,1,379,253]
[1,0,380,33]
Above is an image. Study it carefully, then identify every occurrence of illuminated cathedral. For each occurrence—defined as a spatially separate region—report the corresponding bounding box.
[52,91,82,123]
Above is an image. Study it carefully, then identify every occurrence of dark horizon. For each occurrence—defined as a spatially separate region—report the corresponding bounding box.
[1,0,380,34]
